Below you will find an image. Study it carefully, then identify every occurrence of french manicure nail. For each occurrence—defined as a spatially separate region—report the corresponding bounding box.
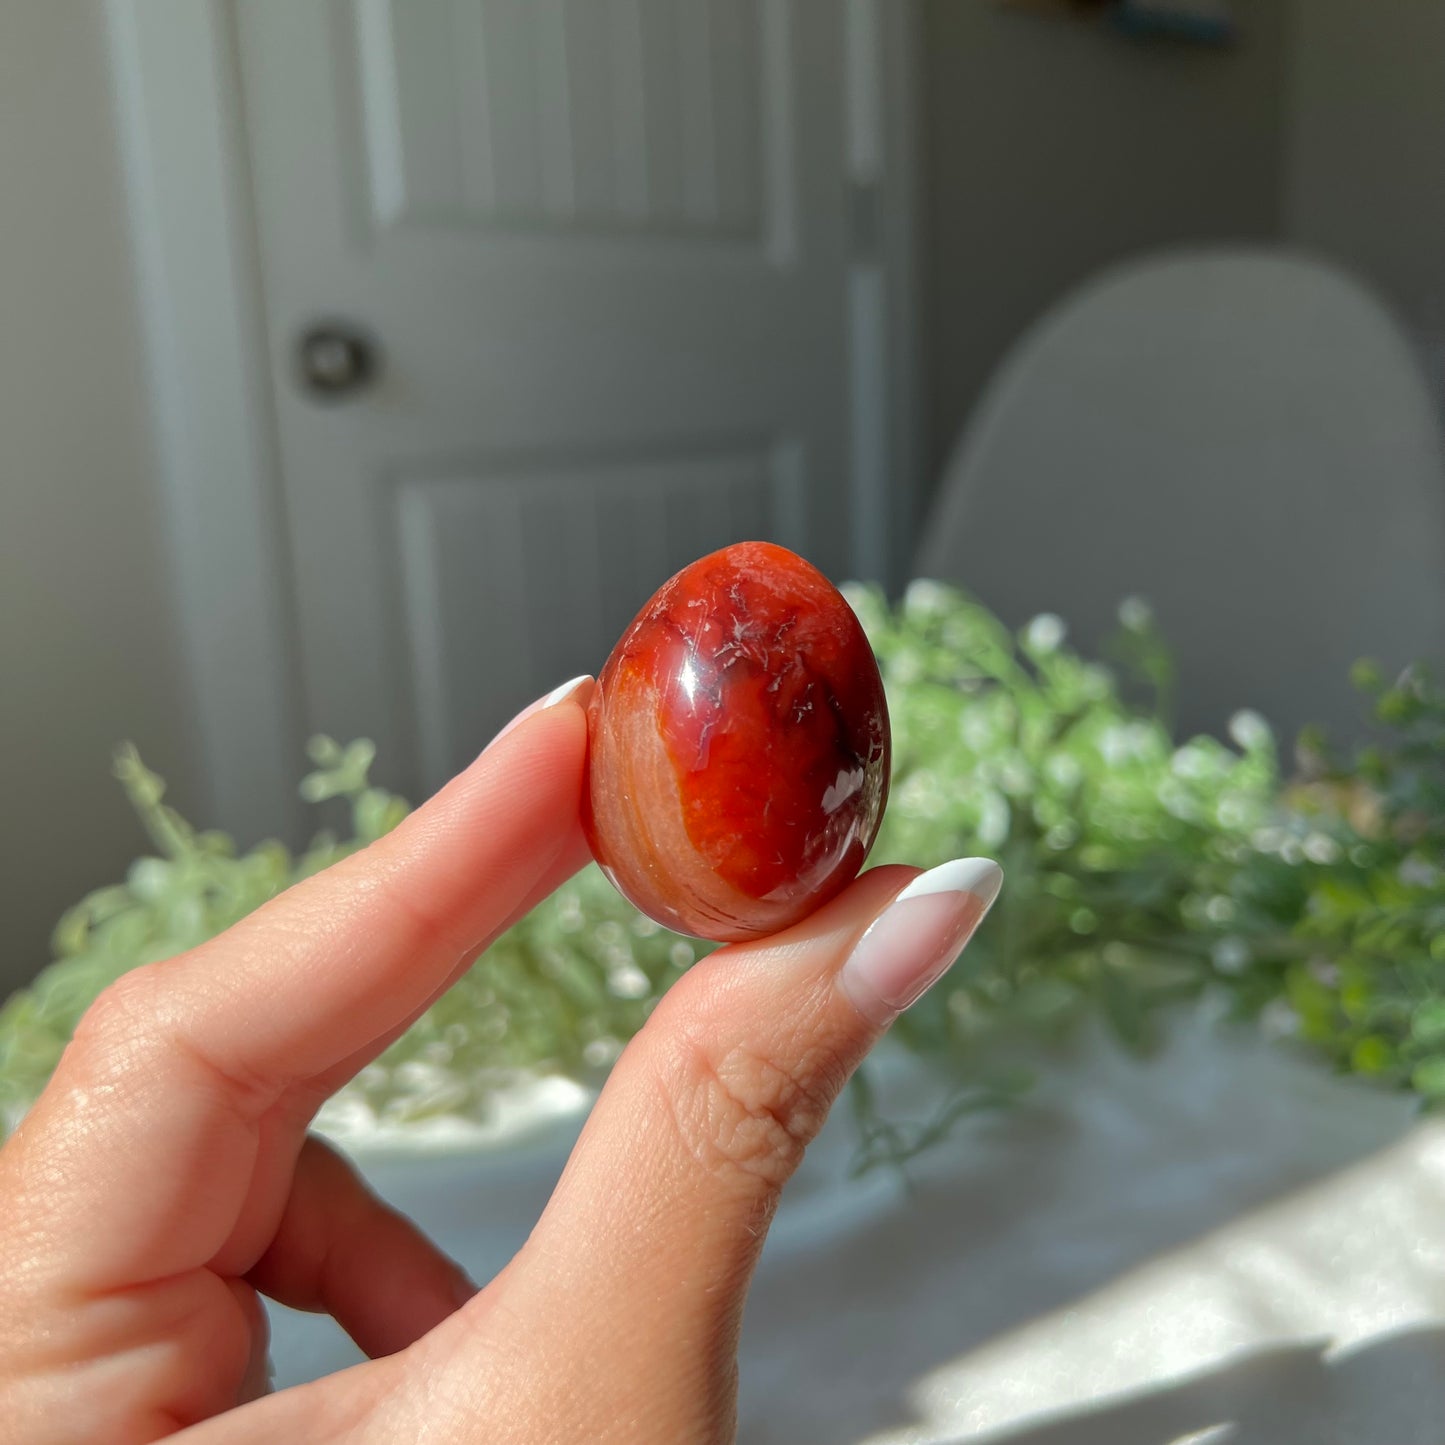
[838,858,1004,1026]
[490,675,593,748]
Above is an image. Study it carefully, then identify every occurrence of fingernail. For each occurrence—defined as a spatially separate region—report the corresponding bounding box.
[838,858,1004,1026]
[490,675,592,748]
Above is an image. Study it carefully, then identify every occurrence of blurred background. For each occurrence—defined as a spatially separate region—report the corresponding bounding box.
[3,0,1444,993]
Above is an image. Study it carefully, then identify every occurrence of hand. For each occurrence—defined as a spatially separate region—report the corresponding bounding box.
[0,679,1000,1444]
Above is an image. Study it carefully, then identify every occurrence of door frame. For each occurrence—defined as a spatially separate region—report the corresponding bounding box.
[105,0,923,842]
[106,0,305,845]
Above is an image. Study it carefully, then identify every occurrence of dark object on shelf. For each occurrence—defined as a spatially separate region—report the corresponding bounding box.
[999,0,1238,48]
[1111,0,1237,46]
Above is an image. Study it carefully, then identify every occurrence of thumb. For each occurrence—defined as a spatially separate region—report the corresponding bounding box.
[472,857,1002,1439]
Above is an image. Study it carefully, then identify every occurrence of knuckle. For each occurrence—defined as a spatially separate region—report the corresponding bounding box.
[58,968,182,1110]
[658,1030,845,1192]
[70,968,163,1068]
[69,960,281,1117]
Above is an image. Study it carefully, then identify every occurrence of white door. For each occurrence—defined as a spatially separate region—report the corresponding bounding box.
[235,0,882,797]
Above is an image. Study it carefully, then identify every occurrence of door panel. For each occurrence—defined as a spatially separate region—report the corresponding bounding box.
[358,0,768,239]
[394,443,804,786]
[237,0,851,799]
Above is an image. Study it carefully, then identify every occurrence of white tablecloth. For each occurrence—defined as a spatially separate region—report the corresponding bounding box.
[269,1007,1445,1443]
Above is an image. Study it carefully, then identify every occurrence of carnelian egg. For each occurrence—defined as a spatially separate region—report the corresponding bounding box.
[582,541,891,942]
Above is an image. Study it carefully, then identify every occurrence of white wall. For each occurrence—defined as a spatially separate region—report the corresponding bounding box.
[920,0,1291,482]
[0,3,201,992]
[1282,0,1445,386]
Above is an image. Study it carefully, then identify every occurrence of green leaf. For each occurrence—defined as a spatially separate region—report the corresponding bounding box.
[1412,1002,1445,1045]
[1350,1035,1395,1076]
[1098,966,1152,1053]
[1412,1058,1445,1098]
[1350,659,1384,694]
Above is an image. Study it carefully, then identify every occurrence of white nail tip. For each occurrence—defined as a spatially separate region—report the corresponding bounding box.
[543,675,592,708]
[896,857,1004,910]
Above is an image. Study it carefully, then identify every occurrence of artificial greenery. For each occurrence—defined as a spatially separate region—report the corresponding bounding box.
[2,586,1442,1158]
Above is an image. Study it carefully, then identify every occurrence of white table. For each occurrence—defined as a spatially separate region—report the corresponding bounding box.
[271,1007,1445,1443]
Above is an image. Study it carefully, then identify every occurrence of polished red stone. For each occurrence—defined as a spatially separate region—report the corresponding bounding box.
[583,541,891,942]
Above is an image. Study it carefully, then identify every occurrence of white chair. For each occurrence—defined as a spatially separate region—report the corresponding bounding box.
[916,247,1445,745]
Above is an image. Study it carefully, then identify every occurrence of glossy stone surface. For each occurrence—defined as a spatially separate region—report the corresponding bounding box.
[583,541,890,942]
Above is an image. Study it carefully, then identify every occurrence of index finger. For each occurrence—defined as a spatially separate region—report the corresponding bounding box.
[145,676,592,1092]
[145,676,596,1099]
[5,679,592,1287]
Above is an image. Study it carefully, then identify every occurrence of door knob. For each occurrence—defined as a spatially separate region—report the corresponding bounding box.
[294,321,378,401]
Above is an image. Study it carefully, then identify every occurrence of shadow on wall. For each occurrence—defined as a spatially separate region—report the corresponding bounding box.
[941,1326,1445,1445]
